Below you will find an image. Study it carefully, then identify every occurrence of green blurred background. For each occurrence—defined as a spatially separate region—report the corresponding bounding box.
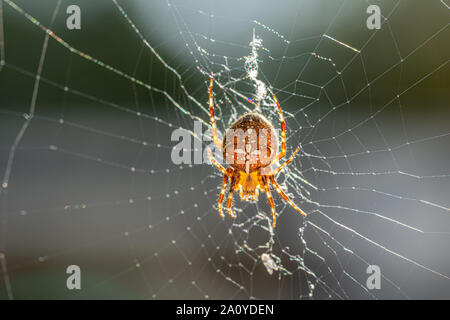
[0,0,449,299]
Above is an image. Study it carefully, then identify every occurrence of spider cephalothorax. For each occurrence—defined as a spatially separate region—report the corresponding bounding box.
[208,78,306,227]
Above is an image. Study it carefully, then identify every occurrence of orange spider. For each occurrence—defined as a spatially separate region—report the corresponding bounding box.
[207,78,306,228]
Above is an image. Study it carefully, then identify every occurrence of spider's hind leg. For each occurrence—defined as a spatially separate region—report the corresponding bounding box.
[226,175,237,218]
[269,176,306,217]
[261,175,277,228]
[217,174,228,218]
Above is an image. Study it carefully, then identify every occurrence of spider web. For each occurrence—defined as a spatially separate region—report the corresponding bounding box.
[0,0,449,299]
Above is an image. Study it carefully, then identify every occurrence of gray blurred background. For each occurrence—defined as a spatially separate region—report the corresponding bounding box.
[0,0,449,299]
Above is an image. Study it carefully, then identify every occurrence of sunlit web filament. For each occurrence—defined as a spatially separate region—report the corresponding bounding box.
[323,34,360,53]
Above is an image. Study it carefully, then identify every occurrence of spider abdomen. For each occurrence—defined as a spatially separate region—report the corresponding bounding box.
[222,113,278,173]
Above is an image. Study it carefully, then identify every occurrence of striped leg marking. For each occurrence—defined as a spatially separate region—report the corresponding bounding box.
[264,182,277,228]
[209,78,222,149]
[273,94,286,162]
[217,174,228,218]
[270,176,306,217]
[273,147,300,175]
[226,176,237,218]
[208,149,226,174]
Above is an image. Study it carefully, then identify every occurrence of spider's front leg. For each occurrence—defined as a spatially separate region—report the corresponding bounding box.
[208,149,232,219]
[208,78,222,149]
[226,174,237,219]
[272,94,286,162]
[208,149,226,174]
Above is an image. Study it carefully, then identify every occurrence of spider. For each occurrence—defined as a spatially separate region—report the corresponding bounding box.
[207,78,306,228]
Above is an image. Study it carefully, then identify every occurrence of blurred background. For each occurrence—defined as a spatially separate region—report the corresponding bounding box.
[0,0,449,299]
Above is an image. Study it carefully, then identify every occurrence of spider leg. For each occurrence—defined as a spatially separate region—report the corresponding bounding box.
[209,78,222,149]
[272,94,286,162]
[269,176,306,217]
[226,175,237,218]
[217,174,228,218]
[208,149,226,174]
[264,179,277,228]
[273,147,300,176]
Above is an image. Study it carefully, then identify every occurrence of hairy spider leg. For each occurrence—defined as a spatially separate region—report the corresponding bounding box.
[226,175,237,218]
[273,147,300,176]
[272,94,286,162]
[208,149,226,174]
[209,78,222,149]
[269,176,306,217]
[209,149,231,219]
[264,181,277,228]
[217,174,228,218]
